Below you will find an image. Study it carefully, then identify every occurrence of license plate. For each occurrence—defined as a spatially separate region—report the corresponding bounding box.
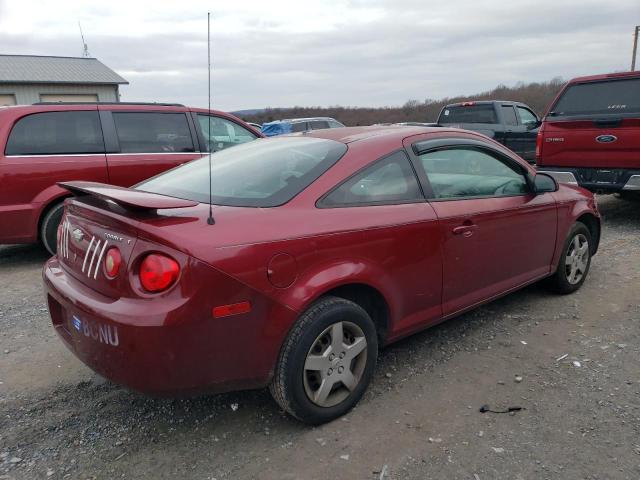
[69,313,120,347]
[594,170,615,184]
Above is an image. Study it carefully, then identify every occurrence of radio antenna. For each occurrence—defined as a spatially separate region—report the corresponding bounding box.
[206,12,215,225]
[78,22,91,58]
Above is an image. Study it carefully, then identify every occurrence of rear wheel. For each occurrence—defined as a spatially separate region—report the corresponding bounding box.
[548,222,592,294]
[270,296,378,424]
[40,202,64,255]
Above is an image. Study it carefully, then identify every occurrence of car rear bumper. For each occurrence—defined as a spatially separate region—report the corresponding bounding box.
[43,256,293,396]
[537,167,640,193]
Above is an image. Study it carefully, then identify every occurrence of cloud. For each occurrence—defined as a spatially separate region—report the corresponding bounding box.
[0,0,636,110]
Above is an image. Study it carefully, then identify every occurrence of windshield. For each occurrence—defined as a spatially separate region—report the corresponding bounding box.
[136,137,347,207]
[439,104,498,124]
[551,78,640,117]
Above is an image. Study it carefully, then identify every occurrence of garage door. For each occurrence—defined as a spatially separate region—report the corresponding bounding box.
[0,94,16,106]
[40,94,99,103]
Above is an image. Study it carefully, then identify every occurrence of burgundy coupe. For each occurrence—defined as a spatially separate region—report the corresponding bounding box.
[43,126,600,424]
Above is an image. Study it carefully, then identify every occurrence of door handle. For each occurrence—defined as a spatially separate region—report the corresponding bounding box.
[452,223,477,237]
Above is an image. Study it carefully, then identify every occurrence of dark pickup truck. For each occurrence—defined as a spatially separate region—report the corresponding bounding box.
[437,100,541,163]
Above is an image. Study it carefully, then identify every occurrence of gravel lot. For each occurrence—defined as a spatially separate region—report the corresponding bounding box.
[1,195,639,480]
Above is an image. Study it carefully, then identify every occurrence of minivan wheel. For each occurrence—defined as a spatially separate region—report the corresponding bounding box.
[269,296,378,425]
[548,222,592,294]
[40,202,64,255]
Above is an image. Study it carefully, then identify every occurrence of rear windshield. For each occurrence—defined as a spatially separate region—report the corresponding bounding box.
[439,104,498,124]
[136,137,347,207]
[550,78,640,117]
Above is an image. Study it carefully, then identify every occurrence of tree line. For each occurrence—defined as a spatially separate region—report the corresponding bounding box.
[237,77,566,126]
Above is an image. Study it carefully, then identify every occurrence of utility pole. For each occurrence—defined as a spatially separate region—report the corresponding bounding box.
[633,25,639,71]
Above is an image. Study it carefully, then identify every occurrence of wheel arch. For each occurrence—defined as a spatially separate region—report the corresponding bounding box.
[576,212,600,255]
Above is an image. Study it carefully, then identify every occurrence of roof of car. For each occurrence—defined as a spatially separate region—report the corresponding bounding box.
[567,70,640,83]
[444,100,529,107]
[282,117,340,123]
[301,125,443,144]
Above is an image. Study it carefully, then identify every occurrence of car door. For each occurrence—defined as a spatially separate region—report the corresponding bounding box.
[500,104,529,157]
[103,110,201,187]
[515,106,540,163]
[409,138,557,316]
[317,150,443,337]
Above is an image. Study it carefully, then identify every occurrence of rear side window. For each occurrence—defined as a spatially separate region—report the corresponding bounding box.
[112,112,195,153]
[501,106,518,126]
[551,78,640,117]
[196,114,257,152]
[5,111,104,155]
[320,151,422,207]
[439,104,498,124]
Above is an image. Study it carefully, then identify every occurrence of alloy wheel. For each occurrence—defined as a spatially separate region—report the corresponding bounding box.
[565,233,589,285]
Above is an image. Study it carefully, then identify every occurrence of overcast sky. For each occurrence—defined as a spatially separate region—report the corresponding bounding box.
[0,0,637,111]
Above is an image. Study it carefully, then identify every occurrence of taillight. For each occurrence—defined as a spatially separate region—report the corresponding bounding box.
[139,253,180,292]
[104,247,122,278]
[535,124,545,163]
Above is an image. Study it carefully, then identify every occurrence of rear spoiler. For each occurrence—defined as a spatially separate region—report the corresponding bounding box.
[58,181,198,210]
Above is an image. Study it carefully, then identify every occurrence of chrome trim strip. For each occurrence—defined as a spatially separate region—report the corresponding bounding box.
[82,236,95,272]
[93,240,109,279]
[622,175,640,191]
[5,152,199,158]
[537,170,578,185]
[63,220,69,259]
[87,240,101,277]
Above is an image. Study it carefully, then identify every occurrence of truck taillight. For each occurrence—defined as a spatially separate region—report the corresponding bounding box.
[535,124,545,163]
[139,253,180,292]
[104,247,122,278]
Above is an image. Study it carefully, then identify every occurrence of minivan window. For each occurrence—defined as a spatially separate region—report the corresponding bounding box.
[196,114,257,152]
[112,112,195,153]
[551,78,640,117]
[137,137,347,207]
[440,104,498,124]
[5,111,105,155]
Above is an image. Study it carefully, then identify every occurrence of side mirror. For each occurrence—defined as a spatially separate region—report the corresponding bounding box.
[526,120,542,130]
[534,173,558,193]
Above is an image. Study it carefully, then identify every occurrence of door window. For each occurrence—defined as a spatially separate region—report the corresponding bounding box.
[320,151,422,207]
[112,112,195,153]
[197,114,257,152]
[5,111,105,155]
[309,120,330,130]
[419,147,529,199]
[501,106,518,126]
[290,122,309,132]
[517,106,538,126]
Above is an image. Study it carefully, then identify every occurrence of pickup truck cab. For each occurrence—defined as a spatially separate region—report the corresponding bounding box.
[437,101,541,163]
[0,102,262,254]
[536,71,640,195]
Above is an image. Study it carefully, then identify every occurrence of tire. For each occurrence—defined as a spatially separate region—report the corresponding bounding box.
[269,296,378,425]
[548,222,592,294]
[40,202,64,255]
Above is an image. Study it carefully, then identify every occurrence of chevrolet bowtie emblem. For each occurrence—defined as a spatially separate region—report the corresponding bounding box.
[72,228,84,242]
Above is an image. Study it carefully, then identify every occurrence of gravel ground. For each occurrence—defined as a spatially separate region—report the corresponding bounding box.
[0,195,639,480]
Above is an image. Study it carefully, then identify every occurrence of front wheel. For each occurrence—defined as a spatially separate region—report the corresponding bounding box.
[548,222,592,294]
[270,296,378,424]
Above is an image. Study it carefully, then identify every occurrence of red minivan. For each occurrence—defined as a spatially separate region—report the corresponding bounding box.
[536,71,640,196]
[0,103,262,254]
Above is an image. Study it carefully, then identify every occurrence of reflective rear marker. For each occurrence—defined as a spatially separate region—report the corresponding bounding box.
[212,301,252,318]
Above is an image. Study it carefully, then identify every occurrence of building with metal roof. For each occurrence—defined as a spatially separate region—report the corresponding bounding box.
[0,55,128,106]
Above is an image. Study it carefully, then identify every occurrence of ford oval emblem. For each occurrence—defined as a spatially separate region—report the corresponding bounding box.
[596,134,617,143]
